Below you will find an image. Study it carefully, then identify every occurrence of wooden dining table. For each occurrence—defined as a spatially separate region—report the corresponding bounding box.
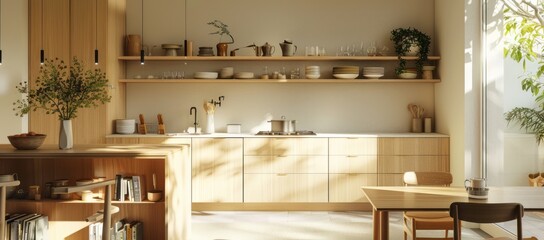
[361,186,544,240]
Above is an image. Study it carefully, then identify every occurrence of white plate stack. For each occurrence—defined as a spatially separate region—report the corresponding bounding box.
[194,72,219,79]
[219,67,234,79]
[332,66,360,79]
[305,66,320,79]
[116,119,135,134]
[362,67,385,79]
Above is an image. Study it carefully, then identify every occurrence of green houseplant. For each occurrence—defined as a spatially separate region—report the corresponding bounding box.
[13,58,111,149]
[207,20,235,56]
[390,27,431,76]
[502,0,544,143]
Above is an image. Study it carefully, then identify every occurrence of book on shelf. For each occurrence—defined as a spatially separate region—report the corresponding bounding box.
[89,219,142,240]
[5,213,48,240]
[114,174,143,202]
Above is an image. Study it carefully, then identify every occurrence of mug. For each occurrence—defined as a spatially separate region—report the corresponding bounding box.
[464,178,486,190]
[280,43,297,56]
[0,173,18,198]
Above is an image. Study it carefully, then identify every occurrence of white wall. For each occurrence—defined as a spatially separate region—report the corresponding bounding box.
[0,1,28,142]
[124,0,438,133]
[435,0,480,186]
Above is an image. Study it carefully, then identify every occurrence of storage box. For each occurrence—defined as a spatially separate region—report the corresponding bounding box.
[227,124,241,134]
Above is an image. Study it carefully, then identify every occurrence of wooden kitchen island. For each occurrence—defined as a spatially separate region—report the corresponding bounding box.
[0,144,191,240]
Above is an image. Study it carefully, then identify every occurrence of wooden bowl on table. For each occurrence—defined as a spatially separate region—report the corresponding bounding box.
[7,132,46,150]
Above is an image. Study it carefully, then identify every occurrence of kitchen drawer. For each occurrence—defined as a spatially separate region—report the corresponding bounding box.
[377,156,449,173]
[244,173,328,202]
[244,155,328,174]
[139,137,191,145]
[244,138,328,156]
[329,137,378,155]
[329,156,378,173]
[329,173,378,202]
[378,137,449,156]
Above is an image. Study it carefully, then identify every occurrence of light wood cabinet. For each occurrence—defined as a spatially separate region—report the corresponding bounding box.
[244,138,328,202]
[377,137,450,186]
[192,138,243,203]
[29,0,125,145]
[329,137,378,202]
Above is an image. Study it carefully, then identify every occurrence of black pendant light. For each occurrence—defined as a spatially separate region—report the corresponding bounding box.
[40,0,45,64]
[140,0,144,65]
[94,0,98,65]
[0,0,3,65]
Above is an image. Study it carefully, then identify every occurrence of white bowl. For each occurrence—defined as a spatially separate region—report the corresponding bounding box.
[306,74,321,79]
[333,74,359,79]
[398,72,417,79]
[363,74,384,79]
[234,72,255,79]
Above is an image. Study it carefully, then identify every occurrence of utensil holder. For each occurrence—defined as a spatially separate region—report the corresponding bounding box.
[412,118,423,133]
[206,114,215,134]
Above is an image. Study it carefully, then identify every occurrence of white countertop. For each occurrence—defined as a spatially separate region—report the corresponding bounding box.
[107,132,449,138]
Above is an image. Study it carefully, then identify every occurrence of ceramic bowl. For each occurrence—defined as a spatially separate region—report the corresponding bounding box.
[333,73,359,79]
[8,134,46,150]
[399,72,417,79]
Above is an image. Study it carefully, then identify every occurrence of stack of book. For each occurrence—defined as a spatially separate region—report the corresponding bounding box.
[89,219,143,240]
[4,213,48,240]
[114,175,143,202]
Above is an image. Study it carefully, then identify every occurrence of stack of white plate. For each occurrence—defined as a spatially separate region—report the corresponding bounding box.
[220,67,234,79]
[234,72,254,79]
[332,66,360,79]
[362,67,385,79]
[305,66,320,79]
[116,119,135,134]
[194,72,218,79]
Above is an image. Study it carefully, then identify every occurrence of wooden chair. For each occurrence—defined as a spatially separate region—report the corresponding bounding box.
[403,171,454,240]
[449,202,537,240]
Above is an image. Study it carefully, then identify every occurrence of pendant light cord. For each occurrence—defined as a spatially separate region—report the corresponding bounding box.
[140,0,144,64]
[40,0,44,64]
[94,0,98,64]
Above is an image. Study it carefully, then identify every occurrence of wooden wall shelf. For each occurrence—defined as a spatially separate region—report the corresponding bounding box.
[119,79,441,83]
[118,56,441,61]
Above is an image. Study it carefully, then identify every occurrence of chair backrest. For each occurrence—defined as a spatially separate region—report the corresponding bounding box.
[403,171,453,186]
[449,202,524,240]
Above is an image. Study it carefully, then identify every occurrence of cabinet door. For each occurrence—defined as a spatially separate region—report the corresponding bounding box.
[192,138,243,202]
[244,138,273,155]
[244,174,328,202]
[377,156,450,173]
[329,174,378,202]
[329,138,378,155]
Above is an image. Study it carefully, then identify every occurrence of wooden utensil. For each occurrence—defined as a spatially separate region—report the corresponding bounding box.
[157,114,166,134]
[138,114,147,134]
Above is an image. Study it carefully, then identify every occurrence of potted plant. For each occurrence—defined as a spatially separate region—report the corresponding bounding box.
[12,57,111,149]
[207,20,235,56]
[390,27,431,76]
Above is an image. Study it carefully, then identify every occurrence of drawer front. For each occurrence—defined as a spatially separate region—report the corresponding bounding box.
[377,156,450,173]
[329,137,378,155]
[139,137,191,145]
[378,137,449,156]
[329,173,378,202]
[244,156,328,174]
[244,173,328,202]
[244,138,328,156]
[329,156,378,173]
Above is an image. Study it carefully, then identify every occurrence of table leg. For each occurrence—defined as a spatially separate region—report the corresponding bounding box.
[372,208,390,240]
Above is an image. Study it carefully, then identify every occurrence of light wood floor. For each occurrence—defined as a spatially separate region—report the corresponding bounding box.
[191,211,491,240]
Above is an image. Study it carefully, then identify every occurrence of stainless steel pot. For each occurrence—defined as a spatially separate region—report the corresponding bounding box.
[268,116,296,133]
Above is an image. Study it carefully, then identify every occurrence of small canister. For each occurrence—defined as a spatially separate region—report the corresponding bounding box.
[28,185,40,200]
[43,182,52,199]
[52,179,70,200]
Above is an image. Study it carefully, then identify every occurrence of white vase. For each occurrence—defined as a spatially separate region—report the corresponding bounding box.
[206,114,215,134]
[59,119,73,149]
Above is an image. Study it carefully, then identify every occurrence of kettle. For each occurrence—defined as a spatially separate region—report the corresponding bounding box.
[261,42,275,56]
[279,40,297,56]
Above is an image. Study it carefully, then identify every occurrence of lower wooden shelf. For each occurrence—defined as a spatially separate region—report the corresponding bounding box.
[120,78,441,83]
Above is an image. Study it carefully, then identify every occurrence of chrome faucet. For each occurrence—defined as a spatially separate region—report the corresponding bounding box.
[190,107,197,133]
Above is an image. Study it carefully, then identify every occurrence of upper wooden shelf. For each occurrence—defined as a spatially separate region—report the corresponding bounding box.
[118,56,441,61]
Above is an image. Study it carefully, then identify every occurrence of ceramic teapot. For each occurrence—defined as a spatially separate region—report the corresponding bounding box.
[0,173,18,199]
[279,40,297,56]
[261,42,275,56]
